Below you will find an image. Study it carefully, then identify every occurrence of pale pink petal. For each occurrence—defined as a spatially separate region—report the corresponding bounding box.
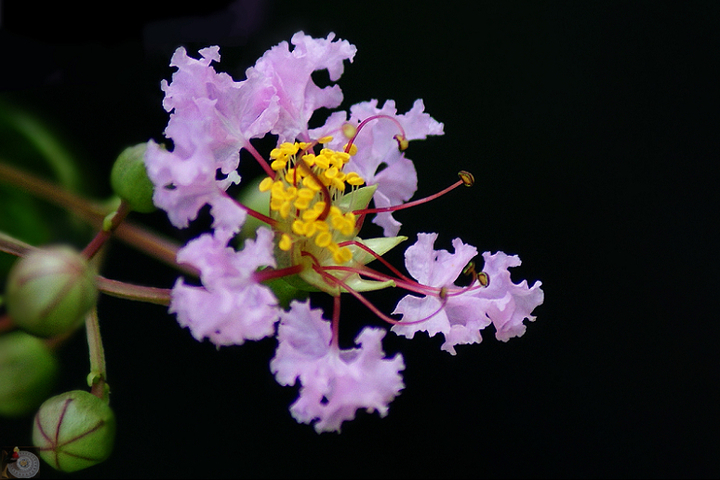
[170,228,279,346]
[145,45,278,235]
[270,301,405,433]
[391,234,543,354]
[248,32,356,143]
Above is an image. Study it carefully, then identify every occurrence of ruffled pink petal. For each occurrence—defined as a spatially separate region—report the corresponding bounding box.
[248,31,356,143]
[270,300,405,433]
[391,234,543,354]
[169,228,279,346]
[477,251,545,342]
[145,45,278,235]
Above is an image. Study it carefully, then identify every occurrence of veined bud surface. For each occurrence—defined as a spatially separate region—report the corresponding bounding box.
[33,390,116,472]
[5,245,98,337]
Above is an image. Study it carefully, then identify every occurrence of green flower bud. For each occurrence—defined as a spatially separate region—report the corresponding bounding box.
[33,390,116,472]
[0,331,59,417]
[5,246,98,338]
[110,142,156,213]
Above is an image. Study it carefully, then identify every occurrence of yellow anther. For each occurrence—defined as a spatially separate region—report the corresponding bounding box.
[330,213,353,236]
[297,142,311,151]
[329,205,342,217]
[297,188,315,199]
[285,168,304,185]
[317,135,333,144]
[294,197,311,210]
[281,142,299,153]
[343,143,358,156]
[458,170,475,187]
[334,151,351,164]
[279,233,293,251]
[394,134,409,151]
[345,172,365,186]
[330,177,346,191]
[302,209,320,222]
[258,177,274,192]
[313,201,327,212]
[291,220,306,235]
[270,196,284,211]
[324,166,339,179]
[301,153,316,167]
[333,246,353,264]
[304,220,318,238]
[303,176,321,191]
[331,213,345,231]
[279,200,292,218]
[314,220,329,231]
[271,159,286,171]
[342,123,357,139]
[315,231,332,248]
[340,223,353,236]
[282,186,298,200]
[271,181,285,195]
[318,174,332,187]
[314,154,330,170]
[341,212,357,235]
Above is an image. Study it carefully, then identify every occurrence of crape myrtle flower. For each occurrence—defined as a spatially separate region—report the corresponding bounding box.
[144,31,544,433]
[391,233,545,355]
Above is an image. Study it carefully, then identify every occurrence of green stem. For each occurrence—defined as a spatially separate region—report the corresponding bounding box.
[96,276,171,306]
[85,306,108,401]
[0,230,36,257]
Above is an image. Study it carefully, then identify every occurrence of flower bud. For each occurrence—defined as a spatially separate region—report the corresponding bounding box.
[5,246,98,338]
[33,390,116,472]
[110,142,156,213]
[0,331,59,417]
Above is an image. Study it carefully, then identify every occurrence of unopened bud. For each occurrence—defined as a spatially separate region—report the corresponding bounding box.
[5,246,98,337]
[110,142,156,213]
[33,390,116,472]
[0,331,59,417]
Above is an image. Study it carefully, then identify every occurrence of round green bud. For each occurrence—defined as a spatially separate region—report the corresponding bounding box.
[0,331,59,417]
[5,246,98,338]
[33,390,116,472]
[110,142,156,213]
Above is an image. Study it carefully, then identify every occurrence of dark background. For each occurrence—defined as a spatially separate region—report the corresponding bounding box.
[1,1,717,478]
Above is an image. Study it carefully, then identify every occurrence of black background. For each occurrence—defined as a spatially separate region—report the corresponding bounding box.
[1,1,718,478]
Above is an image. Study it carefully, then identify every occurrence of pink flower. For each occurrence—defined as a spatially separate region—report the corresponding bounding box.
[391,233,544,354]
[170,227,280,346]
[144,46,279,237]
[248,31,357,144]
[314,99,444,236]
[270,300,405,433]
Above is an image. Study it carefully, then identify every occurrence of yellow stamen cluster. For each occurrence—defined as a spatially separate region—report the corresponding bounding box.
[259,139,366,265]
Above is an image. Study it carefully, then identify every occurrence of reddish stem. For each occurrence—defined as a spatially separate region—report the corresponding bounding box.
[331,295,341,350]
[244,141,275,178]
[354,179,464,216]
[81,201,132,260]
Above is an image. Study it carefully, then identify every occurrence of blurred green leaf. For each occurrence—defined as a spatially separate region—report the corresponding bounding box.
[0,99,90,277]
